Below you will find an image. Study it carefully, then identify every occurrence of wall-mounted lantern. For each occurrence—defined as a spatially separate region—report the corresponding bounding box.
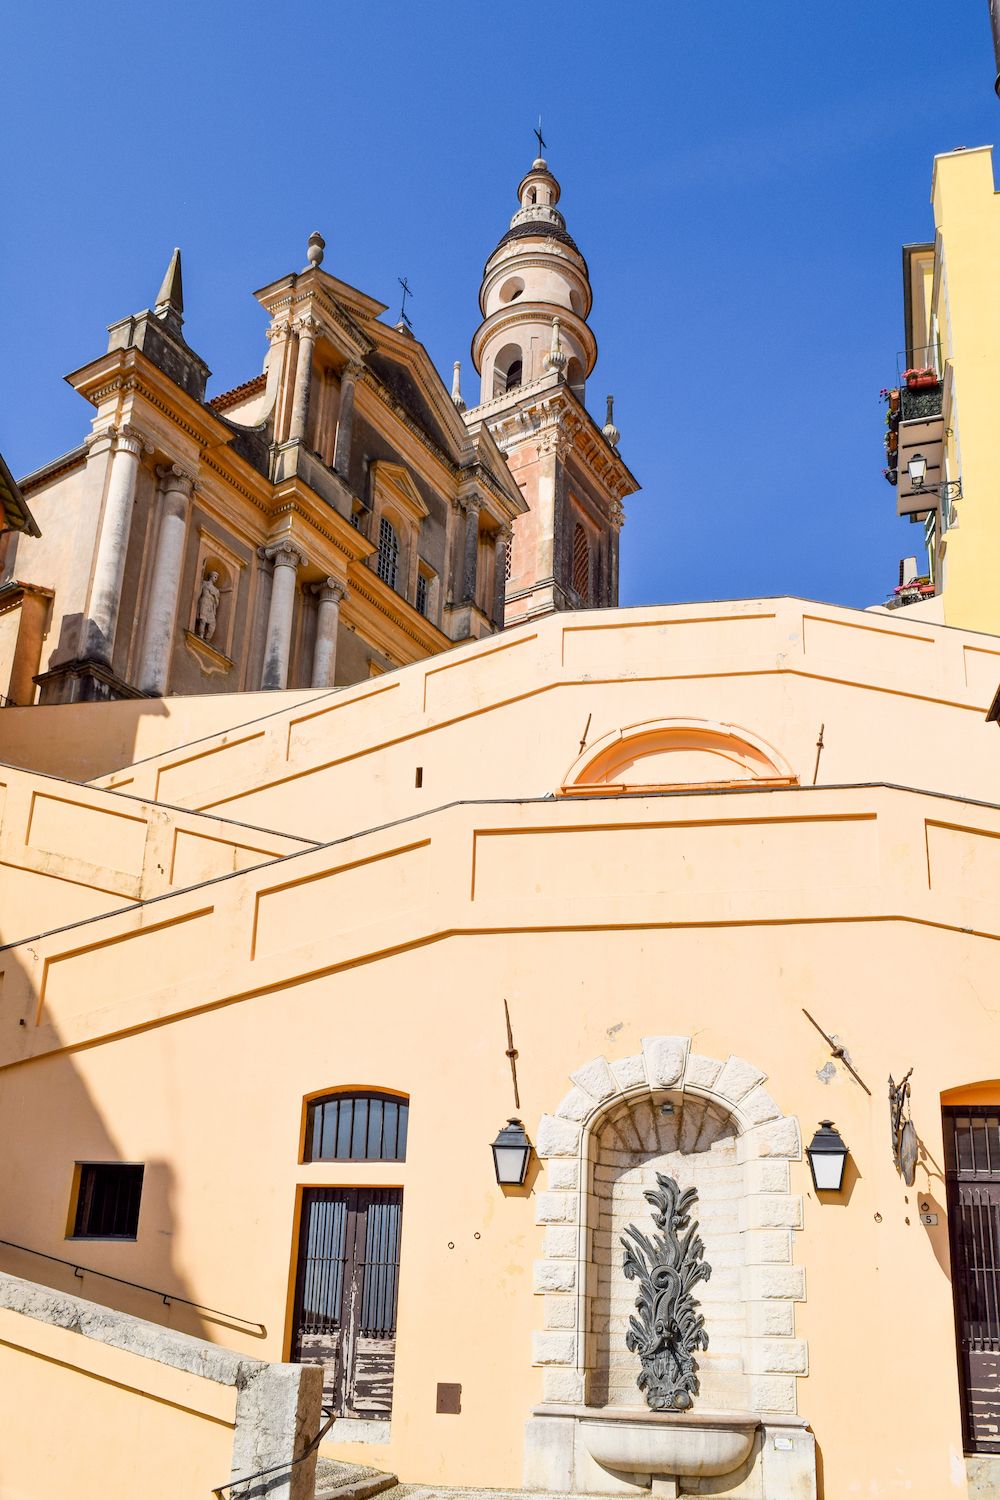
[907,452,962,504]
[806,1120,850,1192]
[491,1117,532,1185]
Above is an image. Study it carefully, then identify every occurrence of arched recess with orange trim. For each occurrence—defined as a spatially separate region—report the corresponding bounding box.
[559,717,798,796]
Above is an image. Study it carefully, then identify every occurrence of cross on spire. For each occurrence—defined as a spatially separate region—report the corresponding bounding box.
[397,275,414,329]
[534,116,547,158]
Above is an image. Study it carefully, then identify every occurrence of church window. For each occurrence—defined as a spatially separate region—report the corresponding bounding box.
[416,572,428,616]
[573,523,590,601]
[505,360,522,392]
[493,343,524,397]
[72,1163,144,1239]
[305,1090,409,1162]
[376,516,399,590]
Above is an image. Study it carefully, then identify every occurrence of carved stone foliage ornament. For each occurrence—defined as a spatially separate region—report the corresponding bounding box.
[621,1172,711,1411]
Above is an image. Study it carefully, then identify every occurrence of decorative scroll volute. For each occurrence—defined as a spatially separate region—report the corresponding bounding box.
[621,1172,712,1411]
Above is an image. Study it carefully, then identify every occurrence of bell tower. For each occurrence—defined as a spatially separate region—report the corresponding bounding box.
[467,151,638,626]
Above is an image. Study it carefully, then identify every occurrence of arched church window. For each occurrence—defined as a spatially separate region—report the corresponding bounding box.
[505,360,522,392]
[305,1090,409,1162]
[377,515,399,590]
[573,523,590,601]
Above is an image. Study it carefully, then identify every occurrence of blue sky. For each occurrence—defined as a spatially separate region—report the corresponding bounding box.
[3,2,997,610]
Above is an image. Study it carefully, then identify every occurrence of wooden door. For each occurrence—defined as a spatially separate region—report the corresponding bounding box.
[944,1109,1000,1453]
[292,1187,402,1419]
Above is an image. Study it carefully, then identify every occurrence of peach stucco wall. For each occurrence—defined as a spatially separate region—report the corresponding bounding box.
[1,598,999,1499]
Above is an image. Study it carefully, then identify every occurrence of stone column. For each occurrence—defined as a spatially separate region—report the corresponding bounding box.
[261,540,306,689]
[137,464,195,695]
[288,317,319,444]
[310,578,348,688]
[84,425,151,663]
[333,364,359,477]
[462,496,481,606]
[493,525,510,630]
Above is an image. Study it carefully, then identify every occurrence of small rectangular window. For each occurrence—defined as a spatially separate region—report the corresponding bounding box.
[416,573,428,617]
[73,1163,144,1239]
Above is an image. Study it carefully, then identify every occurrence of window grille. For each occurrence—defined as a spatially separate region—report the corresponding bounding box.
[505,541,512,581]
[73,1164,144,1239]
[572,523,590,601]
[376,517,399,590]
[416,573,428,616]
[306,1091,409,1162]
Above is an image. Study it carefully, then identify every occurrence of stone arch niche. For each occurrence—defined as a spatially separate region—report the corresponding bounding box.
[559,719,798,798]
[525,1037,816,1498]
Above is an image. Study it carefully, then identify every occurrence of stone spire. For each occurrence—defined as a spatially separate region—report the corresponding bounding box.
[544,316,567,375]
[602,394,620,449]
[154,248,184,334]
[306,231,326,270]
[451,361,467,412]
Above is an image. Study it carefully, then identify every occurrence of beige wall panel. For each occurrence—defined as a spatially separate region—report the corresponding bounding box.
[423,633,539,717]
[801,614,934,679]
[169,828,282,888]
[41,908,214,1026]
[0,1308,233,1500]
[285,680,399,763]
[472,815,877,904]
[155,731,267,809]
[26,791,147,875]
[963,643,1000,699]
[0,862,121,947]
[926,819,1000,907]
[562,613,776,676]
[252,839,430,961]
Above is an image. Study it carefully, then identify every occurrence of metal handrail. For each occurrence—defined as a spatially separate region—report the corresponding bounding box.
[211,1407,337,1498]
[0,1237,266,1337]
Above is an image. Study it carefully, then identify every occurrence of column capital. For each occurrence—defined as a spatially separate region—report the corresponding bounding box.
[497,522,513,545]
[343,360,364,382]
[266,319,293,344]
[117,423,154,457]
[294,314,321,339]
[264,539,307,572]
[156,461,197,495]
[311,577,348,605]
[461,493,483,517]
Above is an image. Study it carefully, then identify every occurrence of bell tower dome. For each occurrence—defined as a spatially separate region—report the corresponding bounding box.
[472,157,596,403]
[465,150,638,628]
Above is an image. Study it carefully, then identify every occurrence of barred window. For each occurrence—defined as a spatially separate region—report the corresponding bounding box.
[377,516,399,590]
[73,1164,144,1239]
[305,1091,409,1162]
[572,523,590,601]
[416,573,428,616]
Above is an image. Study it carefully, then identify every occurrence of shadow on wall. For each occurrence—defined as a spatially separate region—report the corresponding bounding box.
[0,936,223,1348]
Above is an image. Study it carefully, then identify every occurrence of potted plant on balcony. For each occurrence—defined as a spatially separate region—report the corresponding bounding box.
[902,367,938,390]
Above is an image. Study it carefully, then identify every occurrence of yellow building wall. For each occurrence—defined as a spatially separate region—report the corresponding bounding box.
[1,601,999,1498]
[0,1305,235,1500]
[926,148,1000,634]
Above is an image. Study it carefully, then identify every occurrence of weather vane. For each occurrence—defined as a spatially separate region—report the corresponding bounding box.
[397,275,414,330]
[534,116,547,158]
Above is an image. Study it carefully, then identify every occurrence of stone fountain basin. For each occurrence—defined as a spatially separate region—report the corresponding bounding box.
[580,1408,758,1481]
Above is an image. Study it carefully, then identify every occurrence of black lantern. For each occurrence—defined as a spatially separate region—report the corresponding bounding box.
[491,1117,532,1185]
[907,452,928,490]
[806,1120,850,1192]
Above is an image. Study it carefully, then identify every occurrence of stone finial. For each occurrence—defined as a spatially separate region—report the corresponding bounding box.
[451,360,467,412]
[544,316,567,375]
[307,231,326,270]
[154,248,184,329]
[602,394,621,448]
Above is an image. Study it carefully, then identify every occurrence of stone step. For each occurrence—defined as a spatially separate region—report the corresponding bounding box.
[314,1458,400,1500]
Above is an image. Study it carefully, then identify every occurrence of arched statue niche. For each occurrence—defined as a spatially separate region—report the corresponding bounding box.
[525,1038,815,1497]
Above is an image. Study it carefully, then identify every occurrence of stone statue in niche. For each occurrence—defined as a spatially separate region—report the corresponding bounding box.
[621,1171,712,1411]
[194,570,222,643]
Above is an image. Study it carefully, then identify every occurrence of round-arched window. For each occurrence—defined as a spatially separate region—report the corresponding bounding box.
[305,1090,409,1162]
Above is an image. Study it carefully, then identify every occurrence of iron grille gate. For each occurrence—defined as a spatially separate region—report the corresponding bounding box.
[944,1109,1000,1453]
[292,1187,402,1419]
